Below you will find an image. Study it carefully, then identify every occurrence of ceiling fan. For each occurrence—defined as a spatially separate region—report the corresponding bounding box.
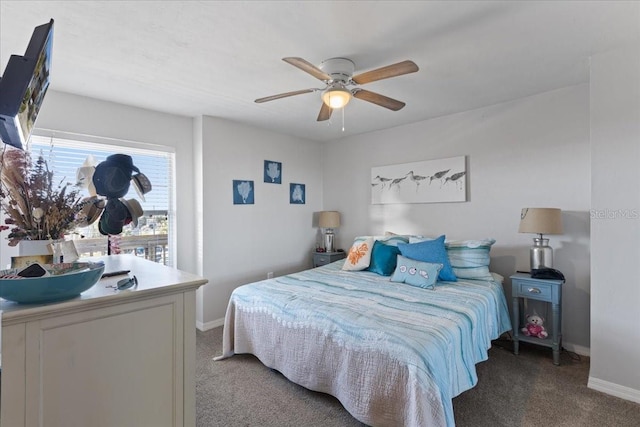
[255,57,419,121]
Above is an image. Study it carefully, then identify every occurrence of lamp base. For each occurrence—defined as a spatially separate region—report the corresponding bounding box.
[530,237,553,269]
[324,232,335,253]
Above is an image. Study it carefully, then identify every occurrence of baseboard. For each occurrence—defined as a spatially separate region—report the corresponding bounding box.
[588,377,640,404]
[196,317,225,331]
[563,342,590,357]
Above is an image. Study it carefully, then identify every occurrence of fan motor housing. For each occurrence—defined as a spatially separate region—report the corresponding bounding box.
[319,58,355,83]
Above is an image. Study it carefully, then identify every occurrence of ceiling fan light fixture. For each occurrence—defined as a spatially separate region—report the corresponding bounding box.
[322,86,352,109]
[258,57,418,119]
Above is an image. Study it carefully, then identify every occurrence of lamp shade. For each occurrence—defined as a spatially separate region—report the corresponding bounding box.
[318,211,341,229]
[518,208,563,234]
[321,87,351,109]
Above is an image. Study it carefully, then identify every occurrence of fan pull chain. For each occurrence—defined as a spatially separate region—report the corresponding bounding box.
[342,107,345,132]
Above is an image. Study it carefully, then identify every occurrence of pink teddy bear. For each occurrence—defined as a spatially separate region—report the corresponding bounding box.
[521,314,548,339]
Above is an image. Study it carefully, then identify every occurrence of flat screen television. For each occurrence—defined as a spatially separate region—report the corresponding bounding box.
[0,19,54,150]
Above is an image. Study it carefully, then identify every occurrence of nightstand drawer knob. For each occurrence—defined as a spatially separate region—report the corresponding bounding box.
[527,287,542,294]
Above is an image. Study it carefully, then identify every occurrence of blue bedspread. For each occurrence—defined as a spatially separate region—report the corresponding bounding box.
[218,261,512,426]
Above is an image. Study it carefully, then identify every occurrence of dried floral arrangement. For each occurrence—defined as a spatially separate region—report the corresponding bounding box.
[0,146,84,246]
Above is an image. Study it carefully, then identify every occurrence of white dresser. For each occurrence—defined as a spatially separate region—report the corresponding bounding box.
[0,255,207,427]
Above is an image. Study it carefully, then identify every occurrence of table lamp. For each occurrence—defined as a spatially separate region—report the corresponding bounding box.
[318,211,341,253]
[518,207,563,269]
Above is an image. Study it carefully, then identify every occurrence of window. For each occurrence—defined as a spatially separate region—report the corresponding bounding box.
[28,135,175,266]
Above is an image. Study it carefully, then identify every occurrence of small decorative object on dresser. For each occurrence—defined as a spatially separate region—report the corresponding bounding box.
[0,147,84,246]
[511,273,563,365]
[313,250,346,268]
[17,239,52,256]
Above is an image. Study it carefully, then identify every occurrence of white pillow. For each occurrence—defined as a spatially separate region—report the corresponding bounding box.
[342,236,375,271]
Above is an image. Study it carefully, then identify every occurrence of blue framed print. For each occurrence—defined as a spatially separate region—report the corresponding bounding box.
[290,183,305,204]
[264,160,282,184]
[233,180,254,204]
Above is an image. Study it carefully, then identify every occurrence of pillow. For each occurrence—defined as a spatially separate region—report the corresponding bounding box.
[355,234,410,247]
[377,235,410,247]
[397,235,457,282]
[445,238,496,280]
[409,235,438,244]
[366,241,401,276]
[342,236,374,271]
[390,255,442,289]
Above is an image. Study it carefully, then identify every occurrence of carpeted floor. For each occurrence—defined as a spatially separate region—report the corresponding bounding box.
[196,327,640,426]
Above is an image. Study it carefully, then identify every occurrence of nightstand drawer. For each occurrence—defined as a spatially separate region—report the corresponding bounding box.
[313,251,346,267]
[515,281,553,300]
[315,255,331,265]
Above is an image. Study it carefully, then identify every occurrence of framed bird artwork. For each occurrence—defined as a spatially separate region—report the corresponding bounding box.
[371,156,467,204]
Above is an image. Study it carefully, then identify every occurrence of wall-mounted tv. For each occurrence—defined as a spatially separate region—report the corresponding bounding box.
[0,19,54,150]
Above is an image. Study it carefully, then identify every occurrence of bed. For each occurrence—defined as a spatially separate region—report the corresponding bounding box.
[216,236,512,427]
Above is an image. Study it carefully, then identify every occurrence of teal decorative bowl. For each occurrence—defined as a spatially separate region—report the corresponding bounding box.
[0,262,105,304]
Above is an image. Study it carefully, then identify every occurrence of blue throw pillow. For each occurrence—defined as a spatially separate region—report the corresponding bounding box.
[390,255,442,289]
[366,240,401,276]
[397,235,457,282]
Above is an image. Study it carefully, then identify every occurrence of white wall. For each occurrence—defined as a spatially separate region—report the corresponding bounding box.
[26,90,197,274]
[322,85,592,352]
[589,44,640,402]
[196,117,323,328]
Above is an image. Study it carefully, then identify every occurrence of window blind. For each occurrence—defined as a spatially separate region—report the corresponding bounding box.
[25,135,175,266]
[28,135,173,214]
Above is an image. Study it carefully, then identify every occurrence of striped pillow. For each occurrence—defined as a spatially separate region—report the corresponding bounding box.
[375,234,410,246]
[355,235,410,247]
[445,239,496,280]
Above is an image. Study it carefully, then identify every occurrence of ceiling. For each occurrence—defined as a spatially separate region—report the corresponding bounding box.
[1,1,638,142]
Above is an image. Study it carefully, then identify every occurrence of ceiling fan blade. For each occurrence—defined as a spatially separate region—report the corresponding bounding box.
[353,89,406,111]
[283,57,331,81]
[317,102,332,121]
[352,60,419,85]
[255,89,315,103]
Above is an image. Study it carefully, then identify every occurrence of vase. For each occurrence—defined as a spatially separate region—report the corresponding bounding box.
[18,240,53,256]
